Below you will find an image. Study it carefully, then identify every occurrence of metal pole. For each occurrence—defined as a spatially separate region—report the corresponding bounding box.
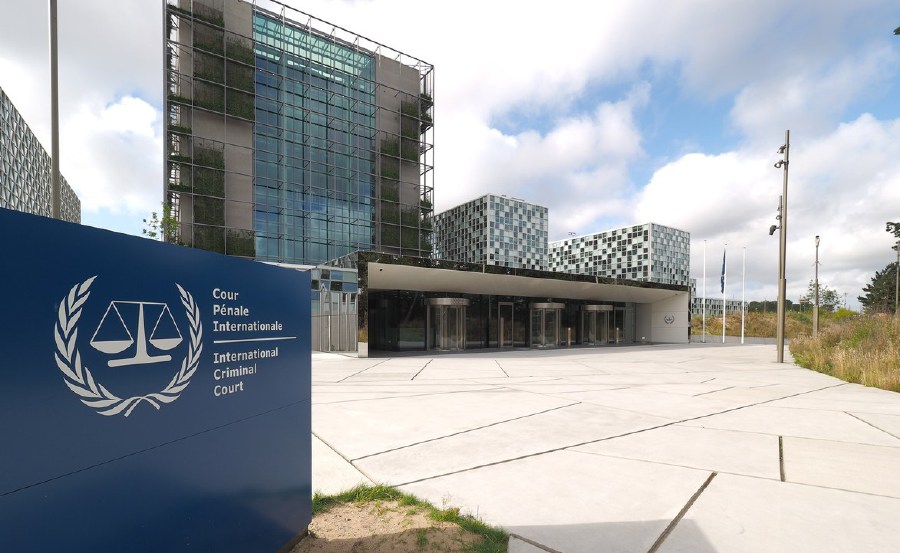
[776,130,789,363]
[49,0,61,219]
[722,243,727,344]
[702,239,706,343]
[894,242,899,317]
[814,235,820,337]
[741,247,745,344]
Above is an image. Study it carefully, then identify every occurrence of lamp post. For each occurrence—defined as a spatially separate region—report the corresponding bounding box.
[773,130,790,363]
[49,0,61,220]
[813,235,820,338]
[894,242,899,316]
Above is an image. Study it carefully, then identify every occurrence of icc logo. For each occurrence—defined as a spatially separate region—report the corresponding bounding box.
[664,314,675,325]
[91,301,183,367]
[53,277,203,417]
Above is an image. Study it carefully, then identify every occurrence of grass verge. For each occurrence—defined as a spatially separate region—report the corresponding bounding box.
[312,484,508,553]
[790,315,900,392]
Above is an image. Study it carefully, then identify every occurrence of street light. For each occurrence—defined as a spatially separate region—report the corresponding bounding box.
[893,242,899,317]
[814,235,820,338]
[771,130,790,363]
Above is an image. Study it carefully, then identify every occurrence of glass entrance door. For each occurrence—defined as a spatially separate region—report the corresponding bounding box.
[498,302,514,348]
[529,303,564,348]
[427,298,469,351]
[582,305,612,345]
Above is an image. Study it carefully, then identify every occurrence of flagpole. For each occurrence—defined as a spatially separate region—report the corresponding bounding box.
[702,240,706,343]
[741,247,746,344]
[722,243,727,344]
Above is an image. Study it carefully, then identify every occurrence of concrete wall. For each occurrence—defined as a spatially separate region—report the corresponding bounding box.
[649,293,690,343]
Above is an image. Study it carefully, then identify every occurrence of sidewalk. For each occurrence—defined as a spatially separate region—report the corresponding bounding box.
[311,344,900,553]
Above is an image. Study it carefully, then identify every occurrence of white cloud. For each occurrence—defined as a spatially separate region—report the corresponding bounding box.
[634,113,900,308]
[436,84,649,236]
[61,96,163,214]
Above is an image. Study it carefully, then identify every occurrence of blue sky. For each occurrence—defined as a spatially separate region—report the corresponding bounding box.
[1,0,898,309]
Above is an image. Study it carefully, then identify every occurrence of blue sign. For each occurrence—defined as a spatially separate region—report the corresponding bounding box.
[0,207,311,552]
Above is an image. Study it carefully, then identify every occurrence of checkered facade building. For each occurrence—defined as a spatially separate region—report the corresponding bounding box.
[549,222,690,286]
[433,194,548,270]
[1,87,80,223]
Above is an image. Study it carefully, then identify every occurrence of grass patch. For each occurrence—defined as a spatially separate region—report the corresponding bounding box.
[693,309,858,339]
[312,484,508,553]
[789,315,900,392]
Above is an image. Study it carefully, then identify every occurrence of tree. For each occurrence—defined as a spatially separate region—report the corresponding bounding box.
[858,261,899,313]
[142,202,177,242]
[887,221,900,239]
[806,280,841,313]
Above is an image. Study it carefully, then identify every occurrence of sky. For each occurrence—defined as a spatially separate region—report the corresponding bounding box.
[1,0,898,310]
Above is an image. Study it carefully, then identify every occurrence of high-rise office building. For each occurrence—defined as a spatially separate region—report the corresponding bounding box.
[549,222,690,286]
[433,194,548,270]
[1,87,81,223]
[164,0,434,264]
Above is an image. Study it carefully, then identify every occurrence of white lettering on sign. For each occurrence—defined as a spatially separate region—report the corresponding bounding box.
[209,286,294,399]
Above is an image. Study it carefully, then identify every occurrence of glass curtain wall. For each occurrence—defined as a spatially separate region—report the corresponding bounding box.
[252,12,376,264]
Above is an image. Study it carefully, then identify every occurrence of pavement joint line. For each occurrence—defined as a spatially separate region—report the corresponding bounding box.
[565,448,780,481]
[845,411,900,442]
[312,431,377,485]
[779,436,786,482]
[312,386,508,406]
[646,472,717,553]
[507,533,564,553]
[566,448,900,499]
[495,359,510,377]
[351,402,583,461]
[673,421,900,448]
[692,386,736,397]
[409,359,433,381]
[388,382,847,487]
[335,359,390,383]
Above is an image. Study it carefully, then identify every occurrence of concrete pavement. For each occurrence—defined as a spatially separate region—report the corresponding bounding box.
[310,344,900,553]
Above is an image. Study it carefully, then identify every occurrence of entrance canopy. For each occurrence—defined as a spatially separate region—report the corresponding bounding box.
[366,262,686,305]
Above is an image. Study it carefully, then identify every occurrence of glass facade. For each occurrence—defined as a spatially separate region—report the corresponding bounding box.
[549,222,691,286]
[164,0,434,265]
[433,194,549,270]
[368,290,634,353]
[252,13,376,263]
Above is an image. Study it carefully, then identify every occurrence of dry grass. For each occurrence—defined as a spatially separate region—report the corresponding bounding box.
[693,309,857,339]
[789,315,900,392]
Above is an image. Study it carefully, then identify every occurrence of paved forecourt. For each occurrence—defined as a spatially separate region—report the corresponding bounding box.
[310,344,900,553]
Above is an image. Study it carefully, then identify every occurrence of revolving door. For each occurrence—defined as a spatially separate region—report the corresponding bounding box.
[426,298,469,351]
[529,302,564,348]
[582,304,613,345]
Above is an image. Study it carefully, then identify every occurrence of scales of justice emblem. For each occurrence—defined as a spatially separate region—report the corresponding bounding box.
[54,277,203,416]
[89,301,184,367]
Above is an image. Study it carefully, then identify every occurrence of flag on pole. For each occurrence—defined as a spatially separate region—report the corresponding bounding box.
[720,249,726,293]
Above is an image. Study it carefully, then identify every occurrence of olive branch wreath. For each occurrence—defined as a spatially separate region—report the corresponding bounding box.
[54,276,203,417]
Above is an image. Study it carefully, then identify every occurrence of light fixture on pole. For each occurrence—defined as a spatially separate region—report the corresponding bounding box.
[814,235,820,338]
[888,222,899,317]
[771,131,790,363]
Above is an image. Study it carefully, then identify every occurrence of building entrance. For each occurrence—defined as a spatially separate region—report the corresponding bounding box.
[427,298,469,351]
[529,302,564,348]
[582,304,612,345]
